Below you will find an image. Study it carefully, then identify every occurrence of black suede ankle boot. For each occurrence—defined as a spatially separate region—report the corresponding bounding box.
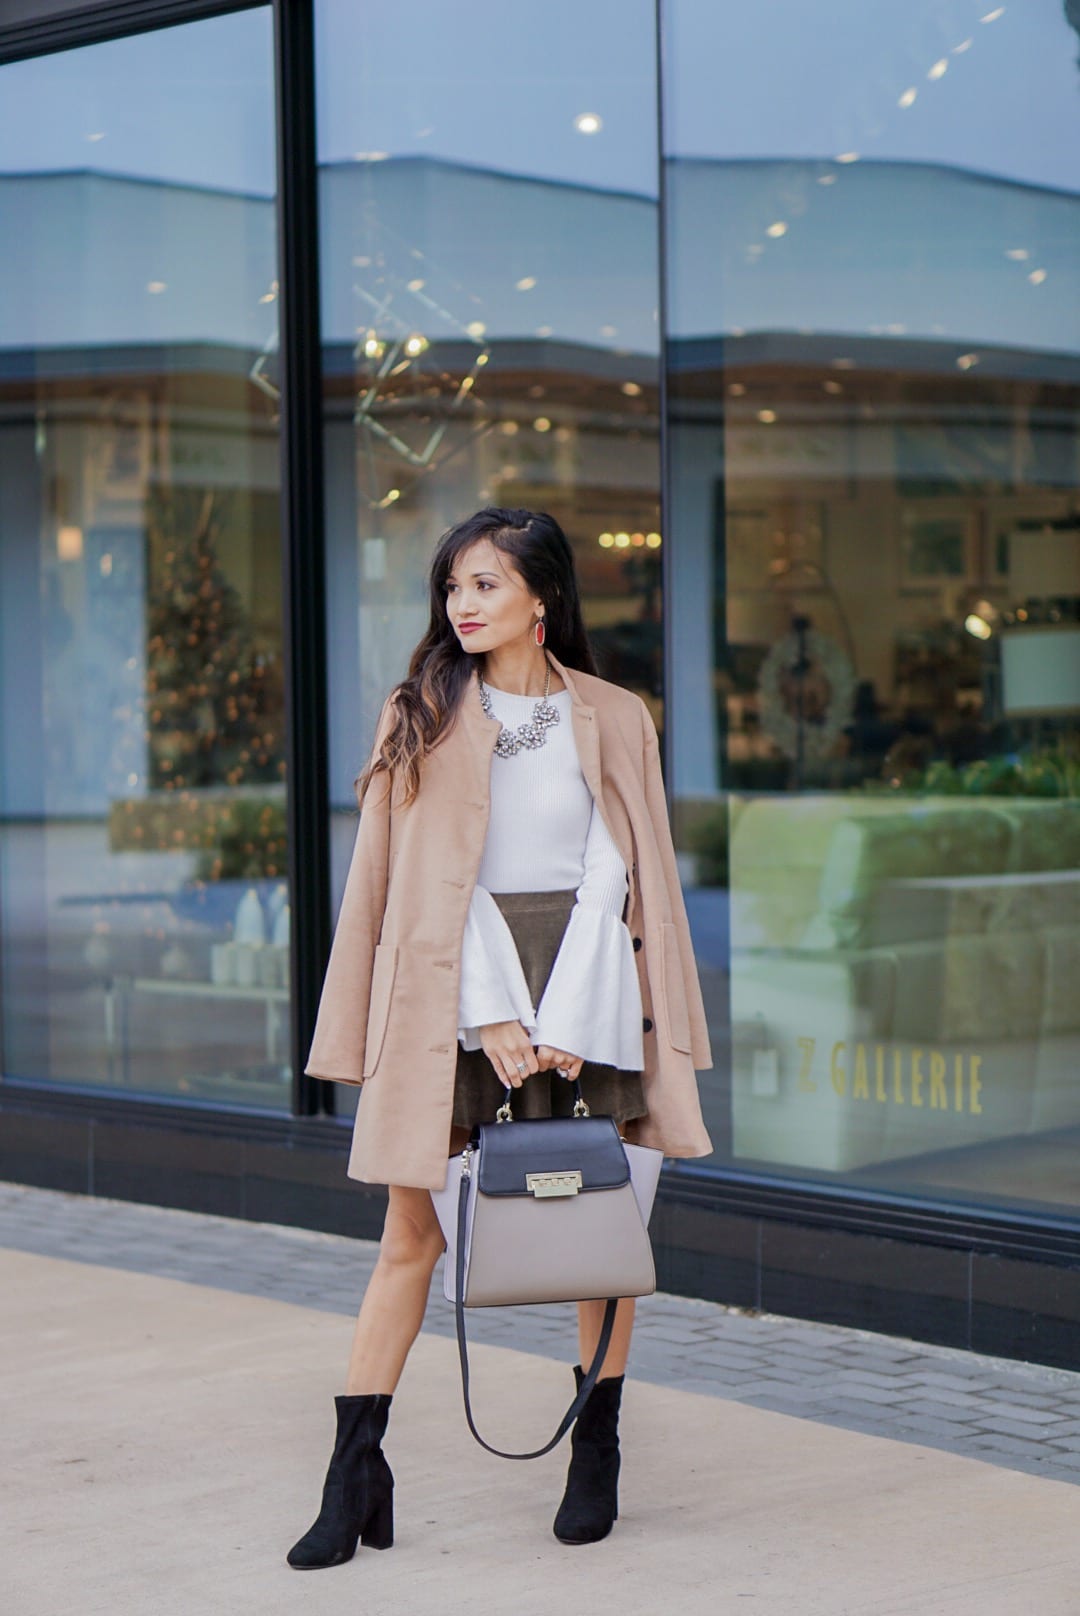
[286,1393,394,1570]
[553,1365,624,1545]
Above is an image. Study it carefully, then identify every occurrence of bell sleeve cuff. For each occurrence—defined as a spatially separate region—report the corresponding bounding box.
[457,883,538,1051]
[533,906,645,1070]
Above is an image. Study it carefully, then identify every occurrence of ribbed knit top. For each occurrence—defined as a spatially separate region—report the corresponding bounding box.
[457,680,645,1070]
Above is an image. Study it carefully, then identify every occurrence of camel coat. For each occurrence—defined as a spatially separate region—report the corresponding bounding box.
[305,649,714,1189]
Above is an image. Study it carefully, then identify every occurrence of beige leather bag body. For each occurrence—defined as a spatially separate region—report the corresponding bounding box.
[431,1092,663,1459]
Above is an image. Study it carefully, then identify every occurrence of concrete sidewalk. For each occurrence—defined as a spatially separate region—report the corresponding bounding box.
[5,1183,1080,1485]
[4,1240,1080,1614]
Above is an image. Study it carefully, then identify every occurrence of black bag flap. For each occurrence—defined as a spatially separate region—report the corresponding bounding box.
[476,1115,630,1197]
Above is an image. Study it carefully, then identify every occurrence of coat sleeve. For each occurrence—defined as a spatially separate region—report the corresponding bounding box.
[304,696,396,1085]
[638,697,713,1070]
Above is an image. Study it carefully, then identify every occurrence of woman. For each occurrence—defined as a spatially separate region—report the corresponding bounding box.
[288,507,713,1571]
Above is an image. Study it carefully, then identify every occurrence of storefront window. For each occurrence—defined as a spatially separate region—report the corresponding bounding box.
[315,0,663,1110]
[663,0,1080,1213]
[0,11,290,1108]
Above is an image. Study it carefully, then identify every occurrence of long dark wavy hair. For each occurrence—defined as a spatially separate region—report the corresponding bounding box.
[356,507,597,808]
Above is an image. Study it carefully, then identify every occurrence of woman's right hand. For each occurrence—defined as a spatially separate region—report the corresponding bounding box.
[478,1021,540,1089]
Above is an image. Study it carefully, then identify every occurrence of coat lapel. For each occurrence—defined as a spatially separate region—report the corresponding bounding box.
[441,663,497,815]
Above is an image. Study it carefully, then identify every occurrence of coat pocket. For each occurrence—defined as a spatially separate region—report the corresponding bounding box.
[659,922,693,1055]
[362,943,399,1077]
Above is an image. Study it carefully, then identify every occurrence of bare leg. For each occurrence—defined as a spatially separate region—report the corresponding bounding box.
[576,1296,636,1379]
[344,1182,448,1395]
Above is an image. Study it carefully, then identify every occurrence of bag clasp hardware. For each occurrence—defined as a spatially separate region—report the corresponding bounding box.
[525,1170,583,1199]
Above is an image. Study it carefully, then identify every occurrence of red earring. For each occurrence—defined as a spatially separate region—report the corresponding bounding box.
[534,618,546,647]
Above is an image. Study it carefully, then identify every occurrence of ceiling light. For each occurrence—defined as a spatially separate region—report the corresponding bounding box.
[898,88,917,108]
[956,353,979,369]
[574,113,602,134]
[835,152,860,164]
[621,382,643,397]
[534,417,551,432]
[766,221,788,238]
[1029,268,1047,285]
[646,532,662,549]
[758,409,778,424]
[928,58,948,79]
[1006,248,1030,260]
[965,600,997,639]
[598,532,615,548]
[515,277,537,291]
[614,532,631,548]
[980,8,1005,22]
[466,321,486,339]
[146,281,167,294]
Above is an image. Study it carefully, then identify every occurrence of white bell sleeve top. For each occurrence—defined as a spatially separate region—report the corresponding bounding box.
[456,683,645,1070]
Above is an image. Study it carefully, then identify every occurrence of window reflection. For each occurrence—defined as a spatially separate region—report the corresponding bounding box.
[664,0,1080,1213]
[0,11,289,1108]
[315,1,663,1063]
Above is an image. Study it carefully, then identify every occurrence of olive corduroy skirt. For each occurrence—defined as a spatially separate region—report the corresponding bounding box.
[451,887,647,1129]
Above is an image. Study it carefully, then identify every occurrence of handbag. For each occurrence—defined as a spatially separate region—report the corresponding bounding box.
[431,1084,663,1460]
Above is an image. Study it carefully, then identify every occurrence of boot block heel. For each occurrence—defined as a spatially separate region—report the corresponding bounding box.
[360,1495,394,1551]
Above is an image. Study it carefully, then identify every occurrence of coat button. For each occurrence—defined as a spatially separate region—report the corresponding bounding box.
[642,1016,653,1033]
[632,936,642,951]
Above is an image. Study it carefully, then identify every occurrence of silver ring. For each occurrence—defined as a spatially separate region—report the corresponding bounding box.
[514,1060,527,1074]
[556,1066,569,1079]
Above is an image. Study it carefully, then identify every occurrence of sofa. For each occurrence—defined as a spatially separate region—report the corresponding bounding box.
[729,794,1080,1172]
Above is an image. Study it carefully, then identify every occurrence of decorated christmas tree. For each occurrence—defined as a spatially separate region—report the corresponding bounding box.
[144,488,284,792]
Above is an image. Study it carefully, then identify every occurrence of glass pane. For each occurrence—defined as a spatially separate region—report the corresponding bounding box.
[663,0,1080,1215]
[0,11,290,1109]
[315,0,662,1110]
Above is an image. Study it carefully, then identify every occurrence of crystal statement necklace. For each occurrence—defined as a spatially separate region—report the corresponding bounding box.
[478,660,561,757]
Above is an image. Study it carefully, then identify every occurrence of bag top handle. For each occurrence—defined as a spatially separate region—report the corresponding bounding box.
[495,1077,590,1125]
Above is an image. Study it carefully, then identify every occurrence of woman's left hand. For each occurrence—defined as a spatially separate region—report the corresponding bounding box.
[534,1044,584,1081]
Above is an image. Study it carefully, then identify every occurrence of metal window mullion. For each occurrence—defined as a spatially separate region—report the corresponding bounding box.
[272,0,330,1117]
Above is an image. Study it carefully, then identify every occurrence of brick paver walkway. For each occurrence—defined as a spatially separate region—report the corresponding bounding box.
[5,1180,1080,1486]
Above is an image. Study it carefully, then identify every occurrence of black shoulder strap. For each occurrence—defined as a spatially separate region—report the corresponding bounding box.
[453,1159,618,1461]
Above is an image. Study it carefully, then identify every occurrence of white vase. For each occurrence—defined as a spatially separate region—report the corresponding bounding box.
[233,886,266,946]
[271,901,291,948]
